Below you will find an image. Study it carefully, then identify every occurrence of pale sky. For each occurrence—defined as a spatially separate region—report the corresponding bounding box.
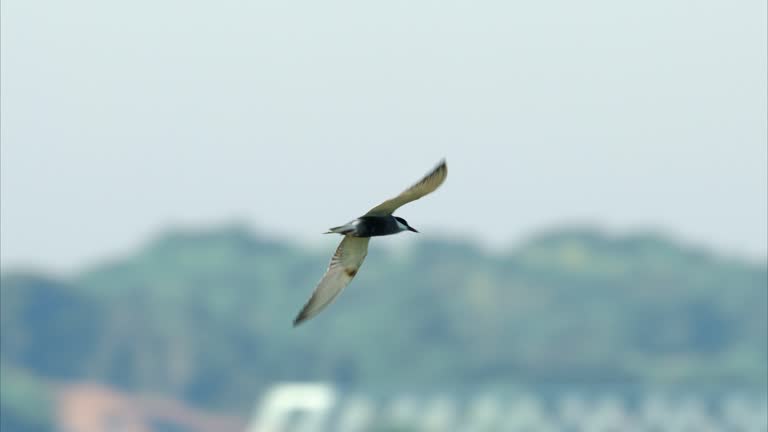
[2,0,767,273]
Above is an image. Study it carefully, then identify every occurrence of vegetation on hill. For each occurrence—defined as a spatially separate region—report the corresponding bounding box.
[1,225,766,426]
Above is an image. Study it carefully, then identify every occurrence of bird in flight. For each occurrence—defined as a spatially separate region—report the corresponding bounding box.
[293,159,448,326]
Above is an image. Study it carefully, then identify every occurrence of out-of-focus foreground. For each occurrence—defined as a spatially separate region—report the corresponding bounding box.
[1,225,766,431]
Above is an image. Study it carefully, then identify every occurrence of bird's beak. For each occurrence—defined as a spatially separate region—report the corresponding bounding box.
[408,226,419,233]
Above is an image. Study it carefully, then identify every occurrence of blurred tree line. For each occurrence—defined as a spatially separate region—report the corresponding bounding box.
[1,225,766,430]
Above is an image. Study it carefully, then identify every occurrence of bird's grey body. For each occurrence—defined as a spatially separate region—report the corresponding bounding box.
[327,216,417,237]
[293,159,447,326]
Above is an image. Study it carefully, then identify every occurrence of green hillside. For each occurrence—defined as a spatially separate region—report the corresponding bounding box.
[1,225,766,425]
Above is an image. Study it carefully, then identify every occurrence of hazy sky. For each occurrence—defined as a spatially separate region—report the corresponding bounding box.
[2,0,766,272]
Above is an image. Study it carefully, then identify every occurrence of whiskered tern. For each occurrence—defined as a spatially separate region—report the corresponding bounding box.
[293,159,448,326]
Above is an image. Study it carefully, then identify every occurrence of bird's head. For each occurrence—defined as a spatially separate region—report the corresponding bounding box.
[394,216,419,233]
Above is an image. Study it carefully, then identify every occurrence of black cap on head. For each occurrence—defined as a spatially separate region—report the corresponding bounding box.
[395,216,418,233]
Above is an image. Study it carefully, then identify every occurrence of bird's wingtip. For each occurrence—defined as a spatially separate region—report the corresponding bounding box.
[293,311,308,327]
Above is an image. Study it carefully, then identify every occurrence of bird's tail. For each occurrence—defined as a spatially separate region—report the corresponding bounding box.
[324,224,354,235]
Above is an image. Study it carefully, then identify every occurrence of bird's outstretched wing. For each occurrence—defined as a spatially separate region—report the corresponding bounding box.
[293,236,370,326]
[364,159,447,216]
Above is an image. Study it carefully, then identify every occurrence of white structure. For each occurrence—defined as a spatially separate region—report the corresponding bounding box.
[246,383,336,432]
[246,384,768,432]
